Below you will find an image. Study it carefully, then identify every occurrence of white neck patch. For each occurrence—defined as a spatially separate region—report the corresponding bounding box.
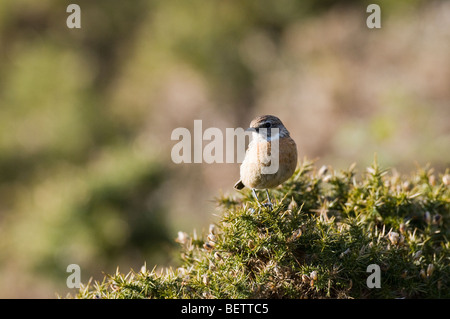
[252,129,285,142]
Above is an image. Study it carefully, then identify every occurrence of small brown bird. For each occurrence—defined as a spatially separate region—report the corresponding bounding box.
[234,115,298,208]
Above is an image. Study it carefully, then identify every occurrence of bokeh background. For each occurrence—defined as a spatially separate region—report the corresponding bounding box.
[0,0,449,298]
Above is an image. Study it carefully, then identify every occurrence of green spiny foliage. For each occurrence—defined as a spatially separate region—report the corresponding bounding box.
[74,160,449,299]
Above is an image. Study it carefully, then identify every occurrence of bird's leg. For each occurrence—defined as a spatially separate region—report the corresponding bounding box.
[252,189,262,207]
[265,189,273,209]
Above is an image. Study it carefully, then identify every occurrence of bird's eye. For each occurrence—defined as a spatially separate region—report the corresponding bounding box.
[261,122,271,128]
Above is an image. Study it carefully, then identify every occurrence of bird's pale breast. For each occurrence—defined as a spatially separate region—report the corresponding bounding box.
[240,136,297,189]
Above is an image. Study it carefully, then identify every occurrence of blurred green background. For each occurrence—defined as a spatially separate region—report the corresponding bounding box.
[0,0,449,297]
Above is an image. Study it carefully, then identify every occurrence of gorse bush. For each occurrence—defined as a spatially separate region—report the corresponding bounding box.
[74,160,449,299]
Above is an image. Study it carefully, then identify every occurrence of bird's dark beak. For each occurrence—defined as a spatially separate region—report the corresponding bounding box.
[245,127,258,132]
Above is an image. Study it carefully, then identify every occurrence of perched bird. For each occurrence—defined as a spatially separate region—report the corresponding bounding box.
[234,115,298,208]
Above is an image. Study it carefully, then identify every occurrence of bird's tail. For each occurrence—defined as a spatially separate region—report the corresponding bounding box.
[234,180,245,190]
